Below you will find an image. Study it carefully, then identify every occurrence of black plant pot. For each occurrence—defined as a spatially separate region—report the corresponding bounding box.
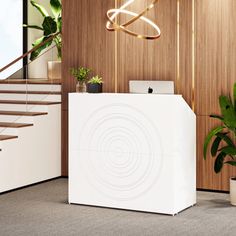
[87,83,103,93]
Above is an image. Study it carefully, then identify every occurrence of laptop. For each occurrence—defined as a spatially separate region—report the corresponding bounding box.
[129,80,174,94]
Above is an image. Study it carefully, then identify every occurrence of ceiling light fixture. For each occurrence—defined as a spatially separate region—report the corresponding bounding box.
[106,0,161,40]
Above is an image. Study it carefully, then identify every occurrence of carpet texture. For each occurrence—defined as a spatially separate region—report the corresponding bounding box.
[0,179,235,236]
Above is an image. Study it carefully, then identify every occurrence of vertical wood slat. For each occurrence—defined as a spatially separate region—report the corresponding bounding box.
[179,0,193,107]
[195,0,236,191]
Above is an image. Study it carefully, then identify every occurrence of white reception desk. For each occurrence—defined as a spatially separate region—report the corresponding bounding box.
[69,93,196,215]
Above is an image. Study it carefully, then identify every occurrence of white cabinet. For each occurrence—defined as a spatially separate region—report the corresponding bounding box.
[69,93,196,215]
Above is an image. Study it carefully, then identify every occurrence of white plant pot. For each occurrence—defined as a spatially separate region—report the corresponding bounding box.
[230,177,236,206]
[47,61,61,79]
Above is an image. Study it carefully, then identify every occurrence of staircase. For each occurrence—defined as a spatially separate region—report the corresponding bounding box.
[0,79,61,193]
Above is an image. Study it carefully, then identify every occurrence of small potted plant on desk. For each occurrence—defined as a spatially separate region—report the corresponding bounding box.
[70,67,91,93]
[204,83,236,206]
[87,75,103,93]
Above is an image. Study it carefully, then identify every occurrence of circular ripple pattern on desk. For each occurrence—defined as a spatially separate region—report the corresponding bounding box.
[79,104,163,200]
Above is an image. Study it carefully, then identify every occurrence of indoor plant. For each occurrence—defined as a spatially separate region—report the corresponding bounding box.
[204,83,236,205]
[87,76,103,93]
[70,67,91,93]
[24,0,62,79]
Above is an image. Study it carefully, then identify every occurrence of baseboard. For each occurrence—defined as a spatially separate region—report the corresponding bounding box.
[197,188,229,194]
[1,179,229,195]
[0,176,63,195]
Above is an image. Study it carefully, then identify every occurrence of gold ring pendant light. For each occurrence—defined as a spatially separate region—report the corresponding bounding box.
[106,0,161,40]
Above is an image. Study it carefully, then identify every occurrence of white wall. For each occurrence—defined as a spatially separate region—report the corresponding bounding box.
[28,0,57,79]
[0,0,23,80]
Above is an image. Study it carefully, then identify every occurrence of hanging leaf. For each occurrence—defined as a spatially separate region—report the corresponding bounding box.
[42,16,57,36]
[210,114,224,121]
[30,0,49,17]
[216,132,234,147]
[214,152,227,173]
[50,0,62,19]
[203,126,225,160]
[211,136,222,157]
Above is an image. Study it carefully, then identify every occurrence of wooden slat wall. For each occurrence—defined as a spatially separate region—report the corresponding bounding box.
[61,0,115,175]
[196,0,236,191]
[117,0,177,93]
[62,0,236,191]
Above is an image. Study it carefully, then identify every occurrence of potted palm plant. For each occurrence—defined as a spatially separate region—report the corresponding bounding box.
[87,76,103,93]
[204,83,236,206]
[24,0,62,79]
[70,67,91,93]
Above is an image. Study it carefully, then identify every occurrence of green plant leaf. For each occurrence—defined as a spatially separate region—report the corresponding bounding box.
[211,136,222,157]
[57,17,62,33]
[42,16,57,36]
[225,161,236,166]
[88,75,103,84]
[219,95,236,129]
[50,0,61,19]
[216,132,234,147]
[30,36,52,61]
[30,0,49,17]
[234,83,236,111]
[32,36,44,47]
[210,114,224,121]
[203,126,225,160]
[214,151,227,173]
[23,24,43,31]
[220,146,236,155]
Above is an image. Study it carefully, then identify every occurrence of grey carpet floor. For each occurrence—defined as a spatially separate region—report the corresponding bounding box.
[0,179,235,236]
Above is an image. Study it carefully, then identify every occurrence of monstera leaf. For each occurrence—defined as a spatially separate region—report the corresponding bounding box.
[203,83,236,174]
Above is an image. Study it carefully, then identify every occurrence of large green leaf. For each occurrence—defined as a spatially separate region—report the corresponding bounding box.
[210,114,223,121]
[219,95,236,129]
[214,151,227,173]
[30,0,49,17]
[225,161,236,166]
[204,126,225,160]
[50,0,61,19]
[216,132,234,146]
[211,136,222,157]
[42,16,57,36]
[23,24,43,31]
[30,36,52,61]
[220,146,236,155]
